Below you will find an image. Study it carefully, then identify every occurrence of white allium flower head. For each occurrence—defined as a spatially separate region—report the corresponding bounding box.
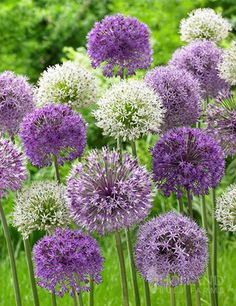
[180,8,231,43]
[215,183,236,232]
[36,61,98,108]
[94,79,165,141]
[218,42,236,86]
[13,181,70,239]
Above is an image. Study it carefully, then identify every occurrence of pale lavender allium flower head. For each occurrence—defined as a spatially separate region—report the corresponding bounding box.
[170,41,230,100]
[151,127,225,198]
[20,104,86,167]
[207,93,236,156]
[135,212,208,286]
[33,228,103,296]
[0,139,27,198]
[87,14,152,77]
[67,148,152,235]
[0,71,35,136]
[145,66,202,130]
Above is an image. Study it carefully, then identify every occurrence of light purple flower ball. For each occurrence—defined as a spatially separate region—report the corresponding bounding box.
[145,66,202,130]
[151,127,225,198]
[0,71,35,136]
[0,138,27,198]
[169,41,230,100]
[135,212,208,286]
[20,104,86,167]
[87,14,152,77]
[33,228,103,297]
[67,148,152,235]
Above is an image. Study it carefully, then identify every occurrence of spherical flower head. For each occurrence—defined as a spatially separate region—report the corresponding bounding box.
[0,71,35,136]
[36,61,98,109]
[0,139,27,199]
[33,228,103,296]
[218,42,236,86]
[87,14,152,77]
[67,148,152,235]
[206,93,236,156]
[145,66,202,130]
[94,79,164,141]
[151,127,225,198]
[13,181,70,239]
[169,41,230,100]
[215,183,236,232]
[180,8,231,43]
[20,104,86,167]
[135,212,208,286]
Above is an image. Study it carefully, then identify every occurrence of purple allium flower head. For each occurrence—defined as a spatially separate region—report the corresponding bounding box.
[206,93,236,156]
[87,14,152,77]
[0,139,27,198]
[0,71,35,136]
[145,66,202,130]
[151,127,225,198]
[20,104,86,167]
[169,41,230,100]
[33,228,103,296]
[67,148,152,235]
[135,212,208,286]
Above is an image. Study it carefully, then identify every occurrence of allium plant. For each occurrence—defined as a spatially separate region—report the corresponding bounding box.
[87,14,152,77]
[215,183,236,232]
[20,104,86,167]
[145,65,202,130]
[170,41,230,100]
[33,228,103,296]
[218,42,236,86]
[0,71,35,136]
[135,212,208,286]
[67,148,152,235]
[13,181,70,239]
[180,8,231,43]
[94,80,164,141]
[151,127,225,198]
[206,93,236,156]
[36,61,98,109]
[0,138,27,199]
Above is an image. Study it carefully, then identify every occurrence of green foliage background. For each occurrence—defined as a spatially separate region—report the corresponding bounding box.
[0,0,236,305]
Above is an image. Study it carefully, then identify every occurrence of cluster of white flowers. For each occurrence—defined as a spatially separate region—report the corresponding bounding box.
[13,181,70,239]
[180,8,231,43]
[215,183,236,232]
[36,61,98,108]
[218,42,236,86]
[94,80,165,141]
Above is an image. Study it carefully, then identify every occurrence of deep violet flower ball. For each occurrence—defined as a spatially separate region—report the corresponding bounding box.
[145,66,202,130]
[151,127,225,198]
[206,93,236,156]
[135,212,208,286]
[169,41,230,100]
[0,71,35,136]
[87,14,152,77]
[20,104,86,167]
[33,228,103,296]
[67,148,152,235]
[0,139,27,198]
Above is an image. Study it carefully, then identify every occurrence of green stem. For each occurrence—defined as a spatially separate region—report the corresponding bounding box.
[144,281,151,306]
[0,203,22,306]
[186,190,193,218]
[170,286,176,306]
[126,229,141,306]
[178,197,184,214]
[212,189,218,306]
[201,195,215,306]
[78,293,84,306]
[115,231,129,306]
[195,281,201,306]
[72,288,78,306]
[89,278,94,306]
[23,238,40,306]
[131,141,137,157]
[53,155,61,183]
[185,285,192,306]
[51,292,57,306]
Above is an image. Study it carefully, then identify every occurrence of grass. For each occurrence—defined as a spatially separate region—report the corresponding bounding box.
[0,232,236,306]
